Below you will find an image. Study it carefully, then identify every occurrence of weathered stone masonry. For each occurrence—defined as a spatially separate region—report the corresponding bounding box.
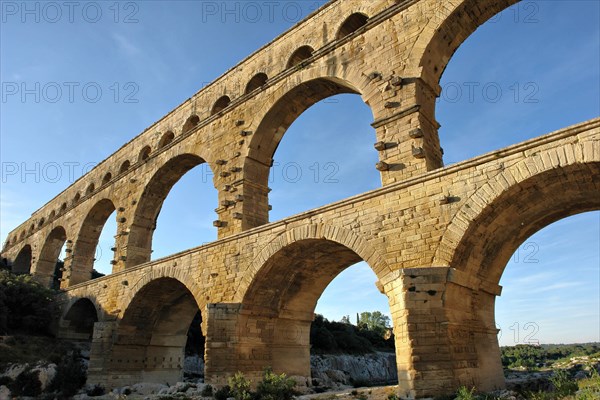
[2,0,599,397]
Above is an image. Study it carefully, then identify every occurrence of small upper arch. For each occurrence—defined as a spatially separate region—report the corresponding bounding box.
[287,45,314,69]
[211,96,231,116]
[245,73,268,94]
[183,116,200,134]
[336,13,369,40]
[119,160,131,174]
[102,172,112,185]
[158,131,175,149]
[139,146,151,162]
[86,183,95,196]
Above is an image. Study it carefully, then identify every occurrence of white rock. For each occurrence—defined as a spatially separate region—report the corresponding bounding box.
[0,385,11,400]
[32,363,57,390]
[131,382,168,395]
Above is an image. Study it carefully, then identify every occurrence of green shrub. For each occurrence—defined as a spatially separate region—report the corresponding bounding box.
[202,384,214,397]
[550,369,578,397]
[0,270,59,335]
[387,394,400,400]
[49,350,87,397]
[9,368,42,397]
[256,367,296,400]
[229,372,252,400]
[455,386,476,400]
[214,385,232,400]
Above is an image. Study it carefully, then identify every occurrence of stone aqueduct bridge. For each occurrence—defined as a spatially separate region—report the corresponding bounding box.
[2,0,599,397]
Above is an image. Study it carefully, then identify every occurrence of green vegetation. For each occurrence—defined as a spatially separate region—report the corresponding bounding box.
[311,313,394,354]
[222,368,297,400]
[0,270,59,336]
[501,344,600,369]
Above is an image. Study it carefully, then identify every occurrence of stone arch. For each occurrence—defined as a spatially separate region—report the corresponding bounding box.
[183,115,200,134]
[69,199,117,286]
[102,172,112,185]
[119,160,130,174]
[86,183,95,195]
[60,202,67,212]
[414,0,518,87]
[158,131,175,149]
[36,226,67,288]
[436,142,600,283]
[286,45,314,68]
[336,12,369,40]
[73,192,81,204]
[49,210,56,220]
[211,96,231,116]
[138,146,151,162]
[233,225,389,380]
[60,297,99,340]
[242,74,378,229]
[245,72,268,94]
[38,218,45,228]
[12,244,32,274]
[110,276,204,386]
[126,153,214,267]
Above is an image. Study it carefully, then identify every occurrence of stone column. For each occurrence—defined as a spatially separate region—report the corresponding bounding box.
[383,266,505,398]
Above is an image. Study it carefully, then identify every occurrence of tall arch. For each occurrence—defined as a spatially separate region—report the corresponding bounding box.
[216,230,390,382]
[59,298,99,340]
[12,245,32,274]
[36,226,67,288]
[432,160,600,392]
[242,77,367,229]
[126,154,213,267]
[67,199,116,286]
[107,277,202,386]
[416,0,518,88]
[336,12,368,40]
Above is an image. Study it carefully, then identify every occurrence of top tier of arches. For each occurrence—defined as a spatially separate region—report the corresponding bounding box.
[1,0,562,256]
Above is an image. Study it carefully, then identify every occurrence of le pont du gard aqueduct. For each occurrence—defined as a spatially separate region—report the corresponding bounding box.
[2,0,599,398]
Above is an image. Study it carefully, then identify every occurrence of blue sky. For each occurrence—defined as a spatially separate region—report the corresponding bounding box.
[1,1,598,346]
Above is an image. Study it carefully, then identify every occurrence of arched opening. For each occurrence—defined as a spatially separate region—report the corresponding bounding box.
[286,45,314,68]
[245,73,268,94]
[497,212,600,346]
[235,239,395,386]
[60,202,67,212]
[37,226,67,288]
[139,146,151,162]
[127,154,217,266]
[102,172,112,185]
[119,160,130,174]
[244,77,378,227]
[444,162,600,391]
[431,1,599,164]
[69,199,116,286]
[336,13,368,40]
[60,298,98,341]
[86,183,95,196]
[183,116,200,134]
[73,192,81,204]
[19,231,25,241]
[158,131,175,148]
[38,218,45,228]
[12,245,32,274]
[109,278,204,385]
[49,210,56,220]
[211,96,231,116]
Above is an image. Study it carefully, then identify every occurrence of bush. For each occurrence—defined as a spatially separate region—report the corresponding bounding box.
[550,369,578,397]
[214,384,232,400]
[201,384,214,397]
[455,386,475,400]
[49,350,87,397]
[229,372,252,400]
[9,369,42,397]
[0,270,59,335]
[256,367,296,400]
